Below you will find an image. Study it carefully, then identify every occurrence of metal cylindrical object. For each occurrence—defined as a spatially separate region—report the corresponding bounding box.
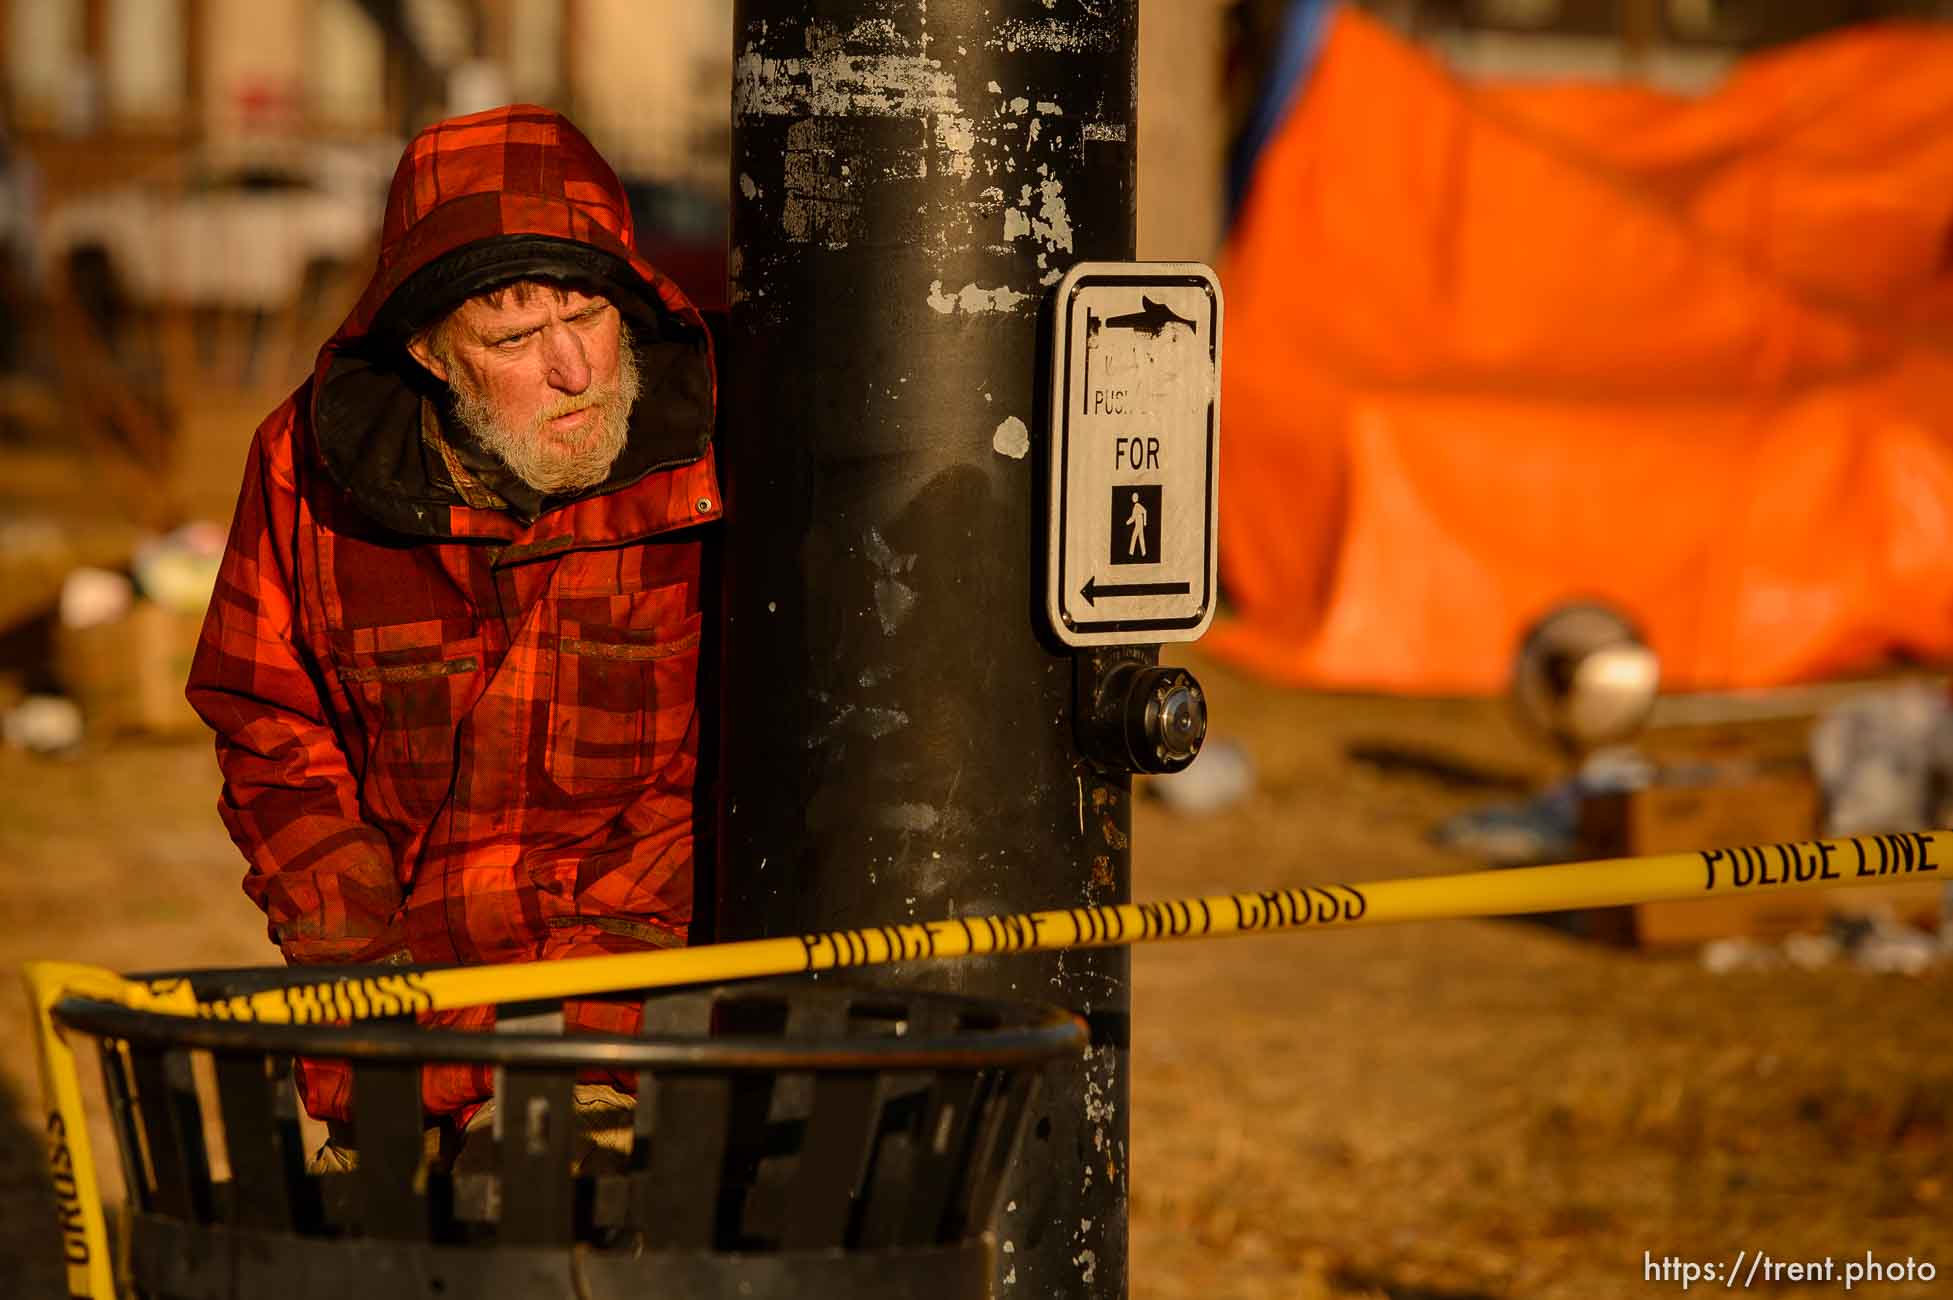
[50,971,1081,1299]
[718,3,1138,1296]
[1083,658,1207,776]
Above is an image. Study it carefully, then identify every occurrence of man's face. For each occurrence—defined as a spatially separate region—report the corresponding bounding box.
[409,282,640,494]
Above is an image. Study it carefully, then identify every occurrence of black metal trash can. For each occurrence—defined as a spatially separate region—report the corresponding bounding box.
[49,971,1083,1299]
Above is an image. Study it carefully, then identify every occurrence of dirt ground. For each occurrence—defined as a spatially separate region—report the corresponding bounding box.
[0,353,1946,1297]
[1127,662,1948,1300]
[0,661,1944,1299]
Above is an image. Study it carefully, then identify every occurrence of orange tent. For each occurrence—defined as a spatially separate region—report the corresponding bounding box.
[1209,8,1953,693]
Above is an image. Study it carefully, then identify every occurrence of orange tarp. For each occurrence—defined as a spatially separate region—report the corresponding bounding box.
[1210,8,1953,693]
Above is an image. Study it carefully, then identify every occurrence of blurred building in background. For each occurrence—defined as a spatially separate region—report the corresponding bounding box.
[0,0,1232,404]
[0,0,732,185]
[0,0,733,310]
[0,0,749,615]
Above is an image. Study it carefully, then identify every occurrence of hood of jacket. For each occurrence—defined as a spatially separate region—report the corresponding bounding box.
[310,105,716,540]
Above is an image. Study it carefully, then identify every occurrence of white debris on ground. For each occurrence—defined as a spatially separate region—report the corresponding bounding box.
[56,521,225,632]
[58,566,133,629]
[131,520,225,612]
[1145,736,1254,816]
[1701,907,1947,977]
[1428,747,1650,866]
[1,694,83,754]
[1810,681,1953,834]
[9,521,229,752]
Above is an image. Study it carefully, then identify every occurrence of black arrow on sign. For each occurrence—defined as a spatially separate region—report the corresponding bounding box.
[1103,296,1197,336]
[1081,576,1191,606]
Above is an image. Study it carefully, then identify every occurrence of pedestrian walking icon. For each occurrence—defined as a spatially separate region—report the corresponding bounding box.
[1110,483,1162,566]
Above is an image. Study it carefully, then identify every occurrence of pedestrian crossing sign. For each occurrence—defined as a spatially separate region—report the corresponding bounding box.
[1045,262,1222,647]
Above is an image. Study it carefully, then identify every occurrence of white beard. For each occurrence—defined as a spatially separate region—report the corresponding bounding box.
[446,322,641,495]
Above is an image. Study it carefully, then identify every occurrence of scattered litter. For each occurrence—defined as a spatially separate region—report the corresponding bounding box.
[1833,911,1944,976]
[1701,909,1943,976]
[1700,937,1775,975]
[58,567,134,630]
[1429,779,1579,866]
[2,694,84,754]
[132,521,225,613]
[1781,931,1841,970]
[1579,747,1657,792]
[1146,737,1253,816]
[1809,682,1953,834]
[1429,747,1651,866]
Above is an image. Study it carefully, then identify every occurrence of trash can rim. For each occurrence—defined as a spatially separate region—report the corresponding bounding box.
[51,991,1087,1072]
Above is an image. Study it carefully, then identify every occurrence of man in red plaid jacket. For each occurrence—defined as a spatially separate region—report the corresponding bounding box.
[187,106,721,1139]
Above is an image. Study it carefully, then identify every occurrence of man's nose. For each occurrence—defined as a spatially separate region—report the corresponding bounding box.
[541,326,591,393]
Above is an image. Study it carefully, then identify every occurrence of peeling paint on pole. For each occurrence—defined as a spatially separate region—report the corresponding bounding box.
[928,279,1032,314]
[719,3,1137,1298]
[994,415,1032,459]
[729,1,1128,304]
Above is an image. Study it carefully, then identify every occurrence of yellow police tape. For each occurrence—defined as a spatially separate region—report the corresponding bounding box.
[23,829,1948,1296]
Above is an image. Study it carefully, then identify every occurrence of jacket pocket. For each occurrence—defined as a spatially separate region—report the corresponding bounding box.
[545,592,701,794]
[332,620,482,818]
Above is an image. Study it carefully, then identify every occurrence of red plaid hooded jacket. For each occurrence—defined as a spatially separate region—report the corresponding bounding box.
[187,106,722,1120]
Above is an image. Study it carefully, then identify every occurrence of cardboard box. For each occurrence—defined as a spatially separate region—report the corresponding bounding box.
[1577,765,1941,945]
[55,600,205,737]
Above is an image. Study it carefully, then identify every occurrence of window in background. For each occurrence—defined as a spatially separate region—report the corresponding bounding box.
[8,0,89,132]
[574,0,731,187]
[404,0,472,70]
[508,0,565,105]
[105,0,189,127]
[308,0,387,132]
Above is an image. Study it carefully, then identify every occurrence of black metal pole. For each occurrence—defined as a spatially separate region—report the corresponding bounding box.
[718,3,1137,1297]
